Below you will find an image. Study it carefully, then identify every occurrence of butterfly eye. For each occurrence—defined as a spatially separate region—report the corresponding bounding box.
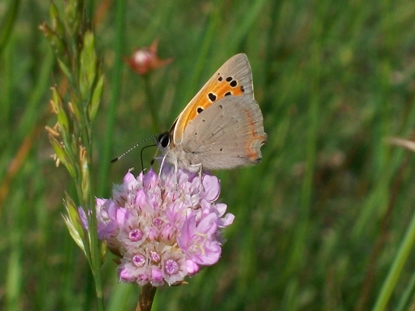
[157,132,170,148]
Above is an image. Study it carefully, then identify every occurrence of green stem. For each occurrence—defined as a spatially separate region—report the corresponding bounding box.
[0,0,20,55]
[282,4,325,310]
[87,166,104,311]
[181,0,222,105]
[97,0,125,196]
[143,74,159,133]
[372,210,415,311]
[396,268,415,311]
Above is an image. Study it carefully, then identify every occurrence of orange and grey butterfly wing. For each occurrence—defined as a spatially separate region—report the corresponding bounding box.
[172,53,254,144]
[180,96,267,170]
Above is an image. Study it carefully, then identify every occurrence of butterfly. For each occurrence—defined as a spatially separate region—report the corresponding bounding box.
[157,53,267,172]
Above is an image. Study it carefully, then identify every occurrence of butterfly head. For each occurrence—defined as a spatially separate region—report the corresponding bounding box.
[156,131,172,151]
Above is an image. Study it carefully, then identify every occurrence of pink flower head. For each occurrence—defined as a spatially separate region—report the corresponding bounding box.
[81,165,234,287]
[125,39,173,75]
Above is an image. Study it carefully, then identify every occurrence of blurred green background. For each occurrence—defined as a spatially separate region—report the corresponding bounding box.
[2,0,415,310]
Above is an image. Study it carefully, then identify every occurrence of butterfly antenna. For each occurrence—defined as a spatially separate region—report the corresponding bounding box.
[111,135,157,163]
[140,144,158,170]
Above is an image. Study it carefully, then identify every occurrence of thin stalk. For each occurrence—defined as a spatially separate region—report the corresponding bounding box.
[282,3,325,309]
[143,74,160,133]
[372,210,415,311]
[0,0,20,54]
[181,0,222,105]
[98,0,125,196]
[396,267,415,311]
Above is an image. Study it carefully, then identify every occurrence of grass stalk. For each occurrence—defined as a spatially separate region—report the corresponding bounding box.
[97,0,126,196]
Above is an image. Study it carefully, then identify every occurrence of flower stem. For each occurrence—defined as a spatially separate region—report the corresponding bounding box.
[372,206,415,311]
[135,284,157,311]
[142,74,160,133]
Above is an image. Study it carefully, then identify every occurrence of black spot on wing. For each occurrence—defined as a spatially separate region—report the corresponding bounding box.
[208,92,217,102]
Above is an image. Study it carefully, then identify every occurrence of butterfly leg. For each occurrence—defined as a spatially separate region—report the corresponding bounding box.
[189,163,204,191]
[158,154,167,178]
[174,161,178,187]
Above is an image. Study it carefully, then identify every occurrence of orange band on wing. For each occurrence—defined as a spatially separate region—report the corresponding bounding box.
[173,74,247,142]
[243,108,266,161]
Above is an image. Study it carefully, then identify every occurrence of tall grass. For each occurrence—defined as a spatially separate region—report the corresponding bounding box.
[2,0,415,310]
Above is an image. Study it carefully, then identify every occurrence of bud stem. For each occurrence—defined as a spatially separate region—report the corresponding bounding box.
[143,74,160,133]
